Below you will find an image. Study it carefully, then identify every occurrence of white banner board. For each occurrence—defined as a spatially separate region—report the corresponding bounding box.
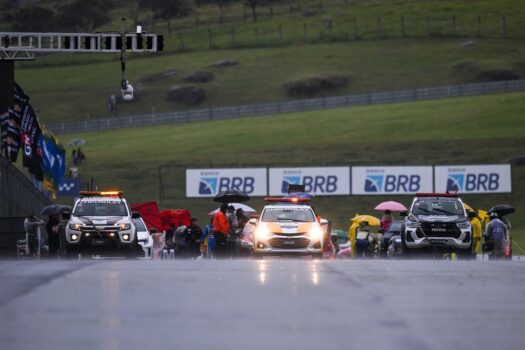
[186,168,267,198]
[269,167,350,196]
[434,165,512,194]
[352,166,433,195]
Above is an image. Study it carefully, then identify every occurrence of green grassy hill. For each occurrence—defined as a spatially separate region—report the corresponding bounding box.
[55,91,525,250]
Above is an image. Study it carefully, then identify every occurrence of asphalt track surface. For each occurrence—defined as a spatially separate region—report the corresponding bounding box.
[1,259,524,350]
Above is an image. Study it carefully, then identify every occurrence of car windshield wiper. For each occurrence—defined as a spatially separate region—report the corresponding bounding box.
[416,207,435,215]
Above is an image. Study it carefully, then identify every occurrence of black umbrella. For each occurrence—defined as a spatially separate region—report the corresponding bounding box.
[488,204,515,216]
[213,189,250,203]
[41,204,72,216]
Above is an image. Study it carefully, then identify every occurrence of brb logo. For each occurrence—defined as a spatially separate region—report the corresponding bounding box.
[281,175,338,194]
[364,174,421,193]
[446,172,500,192]
[198,176,255,195]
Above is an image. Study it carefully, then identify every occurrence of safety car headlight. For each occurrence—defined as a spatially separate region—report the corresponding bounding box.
[122,234,130,241]
[309,227,324,241]
[406,220,419,228]
[254,226,270,240]
[117,223,131,231]
[456,221,470,230]
[70,234,79,241]
[69,223,83,230]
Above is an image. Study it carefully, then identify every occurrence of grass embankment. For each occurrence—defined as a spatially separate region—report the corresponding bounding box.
[56,92,525,250]
[15,38,525,125]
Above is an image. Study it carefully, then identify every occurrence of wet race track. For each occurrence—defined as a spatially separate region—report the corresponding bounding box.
[1,259,525,350]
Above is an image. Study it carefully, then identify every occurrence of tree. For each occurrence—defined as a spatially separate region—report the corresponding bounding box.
[10,6,56,32]
[195,0,234,16]
[56,0,115,32]
[244,0,260,22]
[141,0,192,34]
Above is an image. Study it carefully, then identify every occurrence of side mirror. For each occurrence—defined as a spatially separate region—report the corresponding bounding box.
[132,212,141,219]
[400,210,408,217]
[320,218,328,225]
[248,218,257,225]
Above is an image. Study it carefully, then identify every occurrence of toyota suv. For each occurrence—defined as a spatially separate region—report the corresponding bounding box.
[401,193,472,257]
[63,191,141,258]
[252,197,328,258]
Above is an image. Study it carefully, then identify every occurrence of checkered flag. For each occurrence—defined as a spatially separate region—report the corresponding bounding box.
[58,177,80,197]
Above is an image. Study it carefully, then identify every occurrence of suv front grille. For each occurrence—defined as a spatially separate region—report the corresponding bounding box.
[419,223,461,238]
[80,225,119,236]
[268,237,310,249]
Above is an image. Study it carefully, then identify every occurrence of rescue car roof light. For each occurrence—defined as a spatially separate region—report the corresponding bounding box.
[80,191,124,198]
[415,192,459,198]
[264,197,311,203]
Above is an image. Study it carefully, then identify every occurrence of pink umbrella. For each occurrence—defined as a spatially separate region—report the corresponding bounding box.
[374,201,407,212]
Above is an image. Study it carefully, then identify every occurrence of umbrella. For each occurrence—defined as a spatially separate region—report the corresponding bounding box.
[477,209,488,221]
[374,201,407,212]
[488,204,515,216]
[208,203,256,216]
[463,202,474,211]
[351,214,381,227]
[41,204,72,216]
[67,139,86,146]
[214,189,250,203]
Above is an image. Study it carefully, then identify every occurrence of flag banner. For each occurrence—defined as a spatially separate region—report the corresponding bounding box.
[58,177,81,197]
[20,103,43,181]
[0,107,21,162]
[39,127,66,193]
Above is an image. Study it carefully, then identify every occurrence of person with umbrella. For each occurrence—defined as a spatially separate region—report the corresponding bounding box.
[213,203,230,258]
[380,210,394,232]
[46,214,61,257]
[484,212,508,260]
[468,210,483,255]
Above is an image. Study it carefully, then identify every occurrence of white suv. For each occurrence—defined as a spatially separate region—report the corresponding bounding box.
[252,197,328,257]
[401,193,472,257]
[63,191,140,258]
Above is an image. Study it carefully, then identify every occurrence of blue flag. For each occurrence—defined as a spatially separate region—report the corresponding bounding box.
[38,128,66,192]
[58,177,81,197]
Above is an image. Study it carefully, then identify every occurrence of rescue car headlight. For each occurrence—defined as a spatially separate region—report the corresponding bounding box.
[69,223,83,230]
[117,223,131,231]
[309,227,323,241]
[456,221,470,230]
[255,226,270,240]
[122,234,130,241]
[71,234,79,241]
[406,220,419,228]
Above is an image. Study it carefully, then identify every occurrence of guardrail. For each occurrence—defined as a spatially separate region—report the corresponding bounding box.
[48,79,525,135]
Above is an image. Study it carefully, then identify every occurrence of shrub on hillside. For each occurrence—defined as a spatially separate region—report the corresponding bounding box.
[166,85,206,106]
[477,69,520,82]
[283,75,350,97]
[452,61,480,81]
[184,71,214,83]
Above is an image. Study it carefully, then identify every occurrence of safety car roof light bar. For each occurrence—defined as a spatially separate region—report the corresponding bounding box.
[264,197,311,203]
[415,192,459,197]
[80,191,124,198]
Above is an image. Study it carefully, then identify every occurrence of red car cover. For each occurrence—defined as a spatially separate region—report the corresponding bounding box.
[160,209,192,230]
[131,202,163,232]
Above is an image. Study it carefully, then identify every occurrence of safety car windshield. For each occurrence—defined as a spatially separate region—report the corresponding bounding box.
[73,201,128,217]
[412,199,465,217]
[261,207,315,222]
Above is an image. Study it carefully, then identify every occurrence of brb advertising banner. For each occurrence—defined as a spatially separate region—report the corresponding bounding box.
[269,167,350,196]
[186,168,267,198]
[352,166,433,195]
[434,165,512,194]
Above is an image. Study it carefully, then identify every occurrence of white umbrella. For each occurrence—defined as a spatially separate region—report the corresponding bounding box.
[208,203,256,216]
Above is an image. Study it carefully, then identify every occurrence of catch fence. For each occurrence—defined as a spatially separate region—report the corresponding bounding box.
[48,79,525,135]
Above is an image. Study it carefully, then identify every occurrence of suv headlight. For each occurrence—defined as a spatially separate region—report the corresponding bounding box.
[254,226,270,240]
[309,227,324,241]
[405,220,419,228]
[69,223,83,230]
[117,223,131,231]
[456,221,470,230]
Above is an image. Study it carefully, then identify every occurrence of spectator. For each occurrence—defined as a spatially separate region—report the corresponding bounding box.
[185,217,202,257]
[484,212,508,260]
[348,219,360,258]
[77,147,85,164]
[355,221,372,258]
[201,218,214,258]
[174,221,187,257]
[46,214,60,257]
[213,203,230,258]
[72,149,78,166]
[24,214,44,257]
[164,223,176,251]
[380,210,393,232]
[468,211,482,254]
